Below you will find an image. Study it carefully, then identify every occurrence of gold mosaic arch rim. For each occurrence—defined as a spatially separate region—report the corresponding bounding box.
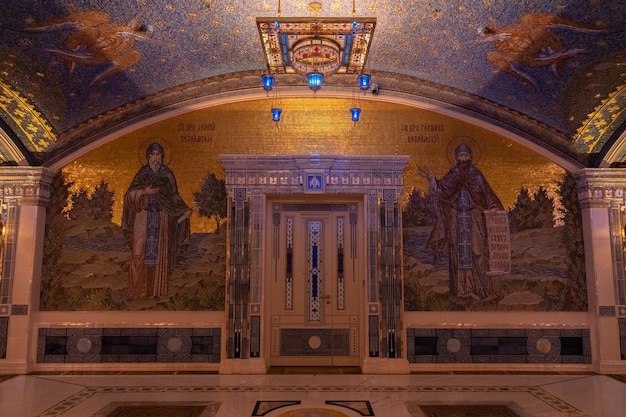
[574,82,626,155]
[0,79,57,152]
[52,70,578,171]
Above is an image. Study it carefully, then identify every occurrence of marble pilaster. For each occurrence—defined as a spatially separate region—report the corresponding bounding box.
[576,168,626,373]
[0,167,54,374]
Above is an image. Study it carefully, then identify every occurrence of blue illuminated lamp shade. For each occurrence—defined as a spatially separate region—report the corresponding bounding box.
[350,107,362,122]
[358,74,371,91]
[262,74,274,92]
[271,107,282,122]
[307,72,324,92]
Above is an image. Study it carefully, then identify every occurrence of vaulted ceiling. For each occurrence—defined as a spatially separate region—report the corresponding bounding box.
[0,1,624,170]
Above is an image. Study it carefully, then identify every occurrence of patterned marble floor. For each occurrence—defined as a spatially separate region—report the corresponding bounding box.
[0,372,624,417]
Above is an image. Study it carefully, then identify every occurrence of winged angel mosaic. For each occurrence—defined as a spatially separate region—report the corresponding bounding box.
[25,10,152,85]
[480,12,604,86]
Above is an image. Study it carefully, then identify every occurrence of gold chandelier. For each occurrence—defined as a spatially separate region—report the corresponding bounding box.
[256,15,376,92]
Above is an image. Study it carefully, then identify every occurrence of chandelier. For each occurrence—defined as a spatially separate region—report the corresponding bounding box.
[257,16,376,92]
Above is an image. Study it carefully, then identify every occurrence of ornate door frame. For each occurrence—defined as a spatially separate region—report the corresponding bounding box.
[220,154,409,373]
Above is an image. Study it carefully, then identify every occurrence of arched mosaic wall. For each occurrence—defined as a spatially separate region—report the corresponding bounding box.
[40,98,583,312]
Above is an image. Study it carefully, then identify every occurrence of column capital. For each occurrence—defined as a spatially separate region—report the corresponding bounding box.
[0,167,56,207]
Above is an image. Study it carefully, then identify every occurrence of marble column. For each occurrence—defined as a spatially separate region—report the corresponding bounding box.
[0,167,54,374]
[576,168,626,373]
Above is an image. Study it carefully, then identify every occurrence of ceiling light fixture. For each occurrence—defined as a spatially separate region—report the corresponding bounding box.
[262,74,275,93]
[271,107,282,122]
[307,71,324,92]
[358,73,371,92]
[350,106,362,122]
[257,2,376,93]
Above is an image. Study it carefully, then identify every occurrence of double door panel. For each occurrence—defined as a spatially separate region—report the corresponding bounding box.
[268,202,361,366]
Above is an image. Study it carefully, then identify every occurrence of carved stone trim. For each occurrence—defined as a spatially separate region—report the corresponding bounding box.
[576,168,626,207]
[221,155,409,195]
[0,167,55,206]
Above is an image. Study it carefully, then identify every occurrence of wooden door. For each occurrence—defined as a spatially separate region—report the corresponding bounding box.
[266,200,363,366]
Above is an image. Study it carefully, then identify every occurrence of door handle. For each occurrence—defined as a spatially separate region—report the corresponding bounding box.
[319,294,331,304]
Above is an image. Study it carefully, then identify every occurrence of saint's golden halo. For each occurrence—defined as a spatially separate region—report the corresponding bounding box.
[137,137,173,166]
[446,135,482,165]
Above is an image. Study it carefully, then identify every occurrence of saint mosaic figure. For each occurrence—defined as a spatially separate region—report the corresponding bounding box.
[122,142,192,299]
[419,143,504,301]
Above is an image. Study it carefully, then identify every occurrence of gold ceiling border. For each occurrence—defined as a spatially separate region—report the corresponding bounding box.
[573,82,626,156]
[0,79,56,152]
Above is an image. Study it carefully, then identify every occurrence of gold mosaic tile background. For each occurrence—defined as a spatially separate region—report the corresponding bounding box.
[64,99,564,232]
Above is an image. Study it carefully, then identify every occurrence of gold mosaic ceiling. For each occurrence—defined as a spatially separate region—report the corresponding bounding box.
[0,0,624,168]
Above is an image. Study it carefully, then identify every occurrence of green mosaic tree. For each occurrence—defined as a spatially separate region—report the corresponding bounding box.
[558,172,587,310]
[194,172,227,234]
[40,170,71,310]
[533,186,556,228]
[508,187,535,232]
[402,187,431,227]
[68,180,114,221]
[508,186,555,232]
[90,181,114,221]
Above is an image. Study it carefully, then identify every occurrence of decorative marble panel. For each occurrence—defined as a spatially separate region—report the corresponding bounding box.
[10,304,28,315]
[337,216,345,310]
[250,315,261,358]
[407,328,591,364]
[286,216,293,310]
[280,328,350,357]
[0,317,7,359]
[308,220,322,322]
[37,327,221,363]
[599,306,616,316]
[619,318,626,360]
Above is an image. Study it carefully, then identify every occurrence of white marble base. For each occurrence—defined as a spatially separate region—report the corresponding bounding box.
[1,372,624,417]
[361,357,410,374]
[219,358,268,374]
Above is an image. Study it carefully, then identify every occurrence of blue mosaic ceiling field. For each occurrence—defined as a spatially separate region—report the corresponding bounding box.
[0,0,625,166]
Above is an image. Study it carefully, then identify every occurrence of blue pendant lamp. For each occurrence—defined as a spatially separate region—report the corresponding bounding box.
[350,107,361,122]
[307,72,323,92]
[271,107,282,122]
[262,74,274,93]
[358,74,371,92]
